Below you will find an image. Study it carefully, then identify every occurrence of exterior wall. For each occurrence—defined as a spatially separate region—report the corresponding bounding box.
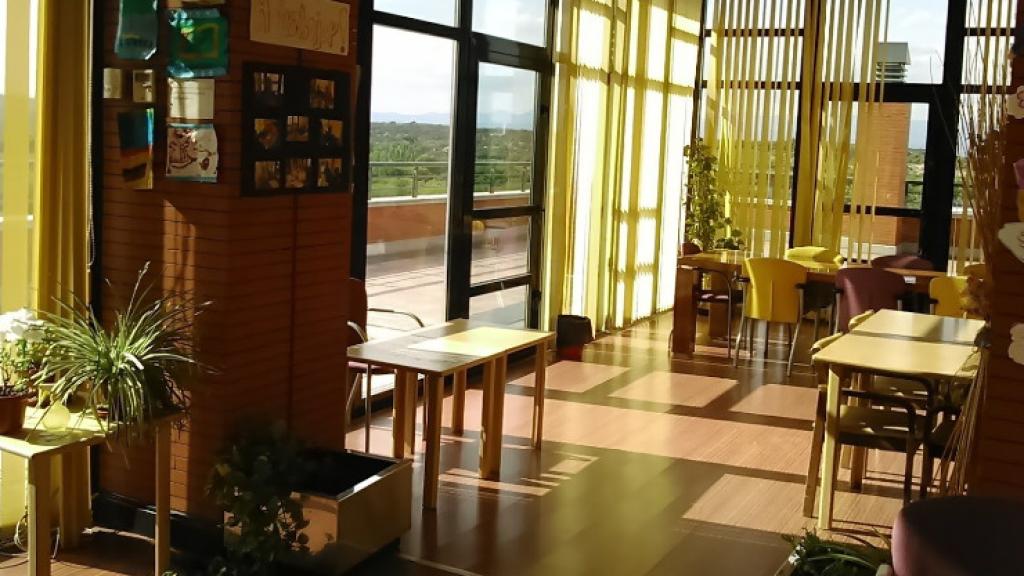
[100,0,358,518]
[972,1,1024,499]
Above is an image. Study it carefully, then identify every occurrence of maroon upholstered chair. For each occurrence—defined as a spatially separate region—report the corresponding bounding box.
[871,254,934,271]
[892,496,1024,576]
[835,268,909,332]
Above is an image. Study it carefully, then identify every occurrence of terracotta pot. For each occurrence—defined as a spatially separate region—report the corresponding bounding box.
[0,394,29,436]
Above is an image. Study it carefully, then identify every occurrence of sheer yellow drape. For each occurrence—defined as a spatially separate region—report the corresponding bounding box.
[794,0,890,256]
[544,0,700,331]
[704,0,804,257]
[0,0,91,535]
[954,0,1016,273]
[35,0,91,313]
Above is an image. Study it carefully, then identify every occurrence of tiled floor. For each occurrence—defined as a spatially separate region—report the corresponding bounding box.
[1,312,908,575]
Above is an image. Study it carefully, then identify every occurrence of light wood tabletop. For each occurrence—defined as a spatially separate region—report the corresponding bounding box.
[850,309,984,345]
[810,330,979,530]
[345,319,555,510]
[0,408,176,576]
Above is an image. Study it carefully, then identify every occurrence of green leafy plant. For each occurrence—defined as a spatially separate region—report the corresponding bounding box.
[784,530,892,576]
[684,139,745,251]
[206,422,313,576]
[36,263,206,439]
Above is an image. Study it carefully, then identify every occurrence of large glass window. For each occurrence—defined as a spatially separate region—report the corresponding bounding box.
[883,0,948,84]
[473,0,548,46]
[367,27,456,335]
[474,64,537,208]
[375,0,457,27]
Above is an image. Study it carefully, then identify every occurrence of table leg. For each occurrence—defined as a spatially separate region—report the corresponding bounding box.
[452,370,467,435]
[532,343,547,448]
[341,361,350,451]
[423,374,444,509]
[672,267,698,355]
[479,359,496,477]
[481,355,508,481]
[393,369,414,459]
[28,455,52,576]
[817,366,844,530]
[155,421,171,576]
[59,449,85,549]
[406,372,418,455]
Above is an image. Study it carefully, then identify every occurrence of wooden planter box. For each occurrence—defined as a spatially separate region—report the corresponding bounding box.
[286,449,413,575]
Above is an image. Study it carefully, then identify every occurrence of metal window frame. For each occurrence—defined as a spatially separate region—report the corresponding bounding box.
[354,0,557,329]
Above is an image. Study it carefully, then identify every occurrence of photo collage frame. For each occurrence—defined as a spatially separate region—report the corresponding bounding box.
[243,63,351,196]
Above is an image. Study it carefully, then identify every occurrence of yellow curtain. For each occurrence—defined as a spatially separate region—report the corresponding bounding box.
[544,0,700,331]
[704,0,804,257]
[0,0,92,535]
[35,0,92,312]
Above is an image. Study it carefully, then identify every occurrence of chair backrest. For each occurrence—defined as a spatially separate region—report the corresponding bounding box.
[743,258,807,323]
[785,245,845,265]
[871,254,934,271]
[348,278,368,347]
[835,267,908,331]
[681,242,702,256]
[930,276,968,318]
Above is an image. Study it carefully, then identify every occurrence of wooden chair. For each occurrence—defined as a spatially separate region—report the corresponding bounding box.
[346,278,425,452]
[804,334,931,517]
[733,258,806,375]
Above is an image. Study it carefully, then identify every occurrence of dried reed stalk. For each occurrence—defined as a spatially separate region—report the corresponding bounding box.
[938,0,1011,495]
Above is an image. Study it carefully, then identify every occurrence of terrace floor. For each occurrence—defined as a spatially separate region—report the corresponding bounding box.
[0,312,909,575]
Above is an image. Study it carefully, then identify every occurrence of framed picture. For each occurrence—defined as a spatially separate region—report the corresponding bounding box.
[242,63,351,196]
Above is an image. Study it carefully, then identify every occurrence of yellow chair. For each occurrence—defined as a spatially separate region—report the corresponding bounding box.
[785,246,844,339]
[785,245,846,265]
[929,276,968,318]
[734,258,807,375]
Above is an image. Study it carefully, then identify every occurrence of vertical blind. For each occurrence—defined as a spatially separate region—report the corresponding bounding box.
[545,0,699,331]
[704,0,805,258]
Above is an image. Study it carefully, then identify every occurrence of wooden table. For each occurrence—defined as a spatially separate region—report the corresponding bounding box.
[850,309,984,345]
[0,408,175,576]
[673,251,953,355]
[344,319,555,509]
[810,332,979,529]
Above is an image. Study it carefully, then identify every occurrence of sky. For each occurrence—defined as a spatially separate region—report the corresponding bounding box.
[369,0,971,146]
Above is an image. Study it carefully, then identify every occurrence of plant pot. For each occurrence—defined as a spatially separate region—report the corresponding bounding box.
[0,394,29,436]
[285,449,412,575]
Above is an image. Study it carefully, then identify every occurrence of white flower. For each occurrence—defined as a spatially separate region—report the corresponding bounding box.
[1,309,44,343]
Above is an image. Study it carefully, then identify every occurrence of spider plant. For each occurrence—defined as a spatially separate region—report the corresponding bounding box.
[783,531,892,576]
[36,263,208,440]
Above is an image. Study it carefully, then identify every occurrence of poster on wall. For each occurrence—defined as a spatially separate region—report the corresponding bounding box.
[168,8,229,78]
[115,0,158,60]
[242,63,351,197]
[166,123,219,182]
[250,0,350,56]
[168,78,215,120]
[117,108,155,190]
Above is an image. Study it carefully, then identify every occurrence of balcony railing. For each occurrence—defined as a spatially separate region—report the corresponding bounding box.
[369,160,532,200]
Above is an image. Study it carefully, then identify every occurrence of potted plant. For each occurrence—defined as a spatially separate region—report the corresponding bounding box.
[207,422,412,576]
[780,531,893,576]
[0,308,47,435]
[683,139,745,251]
[36,263,206,439]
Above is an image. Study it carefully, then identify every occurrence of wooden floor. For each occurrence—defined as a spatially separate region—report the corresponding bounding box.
[1,313,908,575]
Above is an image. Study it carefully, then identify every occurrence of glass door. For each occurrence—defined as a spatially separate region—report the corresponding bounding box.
[468,63,543,328]
[366,26,456,338]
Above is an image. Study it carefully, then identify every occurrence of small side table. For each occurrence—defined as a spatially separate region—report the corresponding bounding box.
[0,408,178,576]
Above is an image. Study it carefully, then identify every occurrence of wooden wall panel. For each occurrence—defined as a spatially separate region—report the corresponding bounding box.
[100,0,359,518]
[973,1,1024,500]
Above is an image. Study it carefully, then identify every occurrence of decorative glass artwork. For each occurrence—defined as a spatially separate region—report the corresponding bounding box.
[168,8,229,78]
[242,63,351,196]
[115,0,159,60]
[117,108,155,190]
